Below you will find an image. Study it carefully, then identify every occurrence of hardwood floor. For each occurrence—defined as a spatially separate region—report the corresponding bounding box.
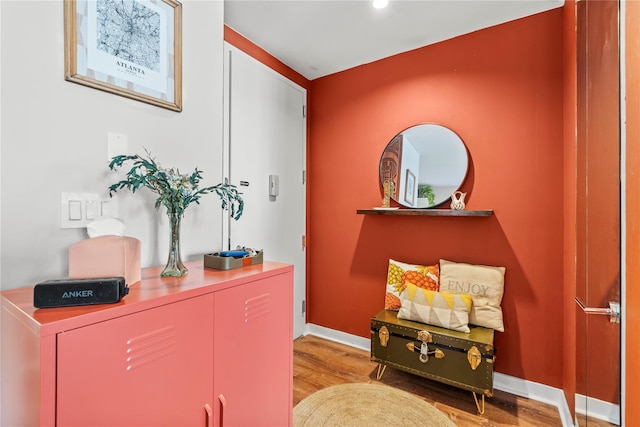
[293,335,615,427]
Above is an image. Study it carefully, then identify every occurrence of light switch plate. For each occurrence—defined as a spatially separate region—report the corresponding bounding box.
[61,193,119,228]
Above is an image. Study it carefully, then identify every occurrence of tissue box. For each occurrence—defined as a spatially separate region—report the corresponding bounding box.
[203,251,263,270]
[69,235,141,285]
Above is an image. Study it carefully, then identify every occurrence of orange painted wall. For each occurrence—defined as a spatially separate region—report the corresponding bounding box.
[308,9,565,387]
[562,0,577,414]
[625,1,640,424]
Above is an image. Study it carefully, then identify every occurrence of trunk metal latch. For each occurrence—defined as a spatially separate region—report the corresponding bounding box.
[467,345,482,370]
[405,330,444,363]
[378,325,389,347]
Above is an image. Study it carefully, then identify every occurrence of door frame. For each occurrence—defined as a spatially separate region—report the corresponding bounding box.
[623,0,640,425]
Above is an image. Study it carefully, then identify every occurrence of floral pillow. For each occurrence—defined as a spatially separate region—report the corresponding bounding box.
[385,259,439,310]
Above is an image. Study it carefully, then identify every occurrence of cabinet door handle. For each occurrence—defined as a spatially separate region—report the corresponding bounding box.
[204,403,213,427]
[218,394,227,427]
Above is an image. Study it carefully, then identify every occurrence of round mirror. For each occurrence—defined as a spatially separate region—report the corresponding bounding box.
[379,124,468,208]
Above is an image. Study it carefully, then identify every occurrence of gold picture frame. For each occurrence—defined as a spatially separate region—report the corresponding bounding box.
[64,0,182,112]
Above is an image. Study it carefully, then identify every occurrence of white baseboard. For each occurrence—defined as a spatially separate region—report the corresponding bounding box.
[303,324,620,427]
[304,323,371,351]
[492,371,575,427]
[576,393,620,426]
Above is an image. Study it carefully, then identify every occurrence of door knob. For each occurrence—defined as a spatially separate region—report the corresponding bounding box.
[576,298,620,323]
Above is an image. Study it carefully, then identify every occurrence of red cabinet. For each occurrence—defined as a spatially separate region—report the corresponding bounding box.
[57,295,215,427]
[0,261,293,427]
[213,274,292,427]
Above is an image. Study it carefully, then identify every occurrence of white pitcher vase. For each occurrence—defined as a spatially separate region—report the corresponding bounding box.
[450,191,466,210]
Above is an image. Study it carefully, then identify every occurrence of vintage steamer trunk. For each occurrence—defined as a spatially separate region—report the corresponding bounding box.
[370,309,495,413]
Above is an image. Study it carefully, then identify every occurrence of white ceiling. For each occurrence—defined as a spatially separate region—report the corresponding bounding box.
[224,0,564,80]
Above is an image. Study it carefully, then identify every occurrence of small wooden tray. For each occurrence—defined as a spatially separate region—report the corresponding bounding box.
[203,251,264,270]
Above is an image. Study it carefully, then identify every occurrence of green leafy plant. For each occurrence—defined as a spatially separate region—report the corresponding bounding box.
[418,184,435,206]
[108,150,243,220]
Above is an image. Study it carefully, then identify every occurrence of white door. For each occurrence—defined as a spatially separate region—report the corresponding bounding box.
[223,43,307,339]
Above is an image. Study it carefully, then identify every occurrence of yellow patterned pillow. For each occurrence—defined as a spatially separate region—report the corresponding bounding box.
[397,282,473,333]
[385,259,439,310]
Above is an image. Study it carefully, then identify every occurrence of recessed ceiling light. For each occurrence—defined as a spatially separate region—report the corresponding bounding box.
[373,0,389,9]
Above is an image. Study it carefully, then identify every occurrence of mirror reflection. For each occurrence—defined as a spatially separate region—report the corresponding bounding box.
[379,124,469,208]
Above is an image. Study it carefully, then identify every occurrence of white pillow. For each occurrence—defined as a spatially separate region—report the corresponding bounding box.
[439,259,506,332]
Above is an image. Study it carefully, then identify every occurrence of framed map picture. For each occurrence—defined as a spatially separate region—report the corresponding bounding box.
[64,0,182,112]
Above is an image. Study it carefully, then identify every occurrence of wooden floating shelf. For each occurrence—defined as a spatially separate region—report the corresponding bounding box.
[356,209,493,217]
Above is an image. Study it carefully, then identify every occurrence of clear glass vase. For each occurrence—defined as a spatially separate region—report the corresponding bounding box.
[161,211,188,277]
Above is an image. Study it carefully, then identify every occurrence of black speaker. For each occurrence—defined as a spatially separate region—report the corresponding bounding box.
[33,277,129,308]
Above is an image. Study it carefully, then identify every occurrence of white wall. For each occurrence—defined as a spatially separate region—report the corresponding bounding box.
[0,0,225,291]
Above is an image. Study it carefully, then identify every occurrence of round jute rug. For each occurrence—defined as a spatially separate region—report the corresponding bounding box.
[293,382,456,427]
